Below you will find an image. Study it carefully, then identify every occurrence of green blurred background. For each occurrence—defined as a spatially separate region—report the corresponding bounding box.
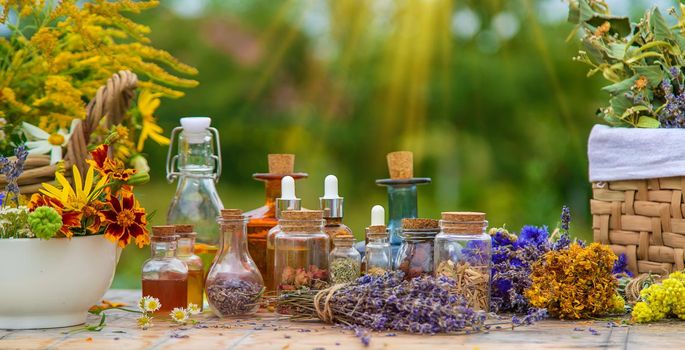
[112,0,667,288]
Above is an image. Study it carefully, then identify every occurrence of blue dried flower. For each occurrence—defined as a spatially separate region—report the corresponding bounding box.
[612,253,633,277]
[516,225,549,249]
[560,205,571,232]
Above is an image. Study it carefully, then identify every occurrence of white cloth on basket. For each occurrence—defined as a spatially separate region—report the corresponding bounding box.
[588,124,685,182]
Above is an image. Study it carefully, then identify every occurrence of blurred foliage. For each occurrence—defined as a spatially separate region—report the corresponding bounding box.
[112,0,659,288]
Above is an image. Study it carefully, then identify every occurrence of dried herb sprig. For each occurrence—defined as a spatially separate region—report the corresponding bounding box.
[436,260,489,311]
[276,271,546,334]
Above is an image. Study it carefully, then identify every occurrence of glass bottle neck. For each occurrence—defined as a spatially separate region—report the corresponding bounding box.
[387,185,418,220]
[151,240,177,258]
[176,237,195,257]
[264,179,281,206]
[179,141,214,175]
[368,237,389,245]
[219,222,250,258]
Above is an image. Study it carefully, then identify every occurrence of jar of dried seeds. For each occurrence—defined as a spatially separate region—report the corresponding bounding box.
[329,234,361,284]
[434,212,491,311]
[395,218,439,280]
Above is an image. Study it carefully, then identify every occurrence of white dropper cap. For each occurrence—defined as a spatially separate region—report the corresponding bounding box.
[180,117,211,144]
[371,205,385,226]
[281,176,297,200]
[322,175,341,199]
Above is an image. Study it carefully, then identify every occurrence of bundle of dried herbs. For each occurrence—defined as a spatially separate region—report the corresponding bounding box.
[276,271,547,334]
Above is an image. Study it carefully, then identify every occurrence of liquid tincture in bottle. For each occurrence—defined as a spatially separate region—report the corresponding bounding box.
[142,226,189,314]
[372,151,430,258]
[166,117,224,266]
[206,209,264,317]
[174,224,204,310]
[274,210,329,314]
[245,154,307,279]
[320,175,353,250]
[265,176,301,291]
[364,205,393,276]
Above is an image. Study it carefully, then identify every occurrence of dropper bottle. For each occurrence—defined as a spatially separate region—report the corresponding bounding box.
[265,176,301,291]
[320,175,353,250]
[363,205,392,275]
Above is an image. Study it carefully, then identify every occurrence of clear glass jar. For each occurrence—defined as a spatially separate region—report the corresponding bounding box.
[434,212,491,311]
[364,226,392,276]
[329,234,361,284]
[395,218,439,280]
[166,117,224,266]
[265,176,302,291]
[206,209,264,317]
[142,226,188,314]
[174,224,204,310]
[274,210,329,299]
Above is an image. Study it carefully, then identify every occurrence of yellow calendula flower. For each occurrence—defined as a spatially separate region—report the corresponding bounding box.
[138,296,161,313]
[169,307,189,324]
[39,164,108,211]
[136,90,170,152]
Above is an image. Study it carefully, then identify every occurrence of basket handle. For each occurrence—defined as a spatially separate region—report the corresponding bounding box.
[65,70,138,176]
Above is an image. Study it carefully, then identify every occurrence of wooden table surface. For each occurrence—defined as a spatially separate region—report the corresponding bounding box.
[0,290,683,350]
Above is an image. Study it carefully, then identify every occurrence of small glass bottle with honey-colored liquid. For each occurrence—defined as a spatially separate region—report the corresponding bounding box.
[174,224,204,310]
[142,226,188,314]
[245,154,307,279]
[320,175,353,249]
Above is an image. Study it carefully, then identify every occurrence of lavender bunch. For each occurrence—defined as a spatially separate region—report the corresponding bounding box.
[276,271,544,335]
[0,145,28,206]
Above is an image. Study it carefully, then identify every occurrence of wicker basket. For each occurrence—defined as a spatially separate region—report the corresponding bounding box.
[591,178,685,276]
[0,70,138,195]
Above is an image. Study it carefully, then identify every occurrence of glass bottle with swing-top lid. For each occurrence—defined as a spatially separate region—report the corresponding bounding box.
[166,117,224,264]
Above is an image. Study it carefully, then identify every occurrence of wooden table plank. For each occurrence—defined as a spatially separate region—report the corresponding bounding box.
[0,290,683,350]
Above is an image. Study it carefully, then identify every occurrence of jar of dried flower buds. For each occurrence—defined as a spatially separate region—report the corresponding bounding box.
[434,212,491,311]
[205,209,265,318]
[274,210,329,304]
[395,218,439,280]
[329,234,361,284]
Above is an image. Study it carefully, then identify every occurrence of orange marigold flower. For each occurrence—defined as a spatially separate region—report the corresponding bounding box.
[88,144,136,183]
[102,191,149,248]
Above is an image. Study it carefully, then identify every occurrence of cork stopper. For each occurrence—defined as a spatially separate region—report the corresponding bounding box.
[365,225,388,240]
[401,218,439,230]
[441,212,486,222]
[280,210,324,232]
[440,211,487,234]
[152,225,178,241]
[221,209,244,219]
[174,224,196,237]
[387,151,413,179]
[268,154,295,174]
[333,233,355,246]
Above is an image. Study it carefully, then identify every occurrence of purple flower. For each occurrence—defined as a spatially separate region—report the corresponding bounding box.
[612,253,633,277]
[0,145,28,206]
[560,206,571,232]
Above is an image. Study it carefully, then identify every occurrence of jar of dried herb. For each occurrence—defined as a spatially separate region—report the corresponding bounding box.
[206,209,265,318]
[329,234,361,284]
[274,210,329,300]
[434,212,491,311]
[395,218,439,280]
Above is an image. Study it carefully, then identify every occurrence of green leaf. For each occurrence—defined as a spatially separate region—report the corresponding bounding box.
[582,37,607,65]
[651,8,673,41]
[568,0,594,24]
[607,43,627,60]
[610,94,632,116]
[633,66,664,88]
[587,15,631,37]
[602,76,636,95]
[636,116,661,128]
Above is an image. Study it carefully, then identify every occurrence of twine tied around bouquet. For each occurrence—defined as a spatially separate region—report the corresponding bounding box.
[313,283,347,324]
[625,273,660,303]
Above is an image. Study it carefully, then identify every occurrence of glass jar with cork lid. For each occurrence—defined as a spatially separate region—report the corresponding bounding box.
[329,234,361,284]
[395,218,439,280]
[206,209,264,317]
[274,210,330,296]
[174,224,204,310]
[434,212,491,311]
[142,225,189,314]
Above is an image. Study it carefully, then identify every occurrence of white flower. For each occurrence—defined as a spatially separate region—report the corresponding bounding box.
[22,119,80,165]
[136,315,153,329]
[187,303,201,315]
[169,307,189,324]
[139,296,161,313]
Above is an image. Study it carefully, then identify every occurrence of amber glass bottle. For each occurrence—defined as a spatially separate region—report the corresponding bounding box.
[142,226,188,314]
[245,154,307,278]
[174,224,204,310]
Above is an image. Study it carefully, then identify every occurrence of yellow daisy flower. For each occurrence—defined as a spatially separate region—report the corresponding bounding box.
[136,90,170,152]
[39,165,108,211]
[139,296,161,313]
[169,307,189,324]
[136,315,153,329]
[187,303,201,315]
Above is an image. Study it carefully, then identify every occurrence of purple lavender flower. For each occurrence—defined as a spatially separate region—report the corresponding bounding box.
[612,253,633,277]
[670,66,680,79]
[560,205,571,232]
[0,145,28,206]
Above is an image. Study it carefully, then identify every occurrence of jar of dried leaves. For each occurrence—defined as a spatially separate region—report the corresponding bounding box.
[434,212,491,311]
[329,234,361,284]
[395,218,440,280]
